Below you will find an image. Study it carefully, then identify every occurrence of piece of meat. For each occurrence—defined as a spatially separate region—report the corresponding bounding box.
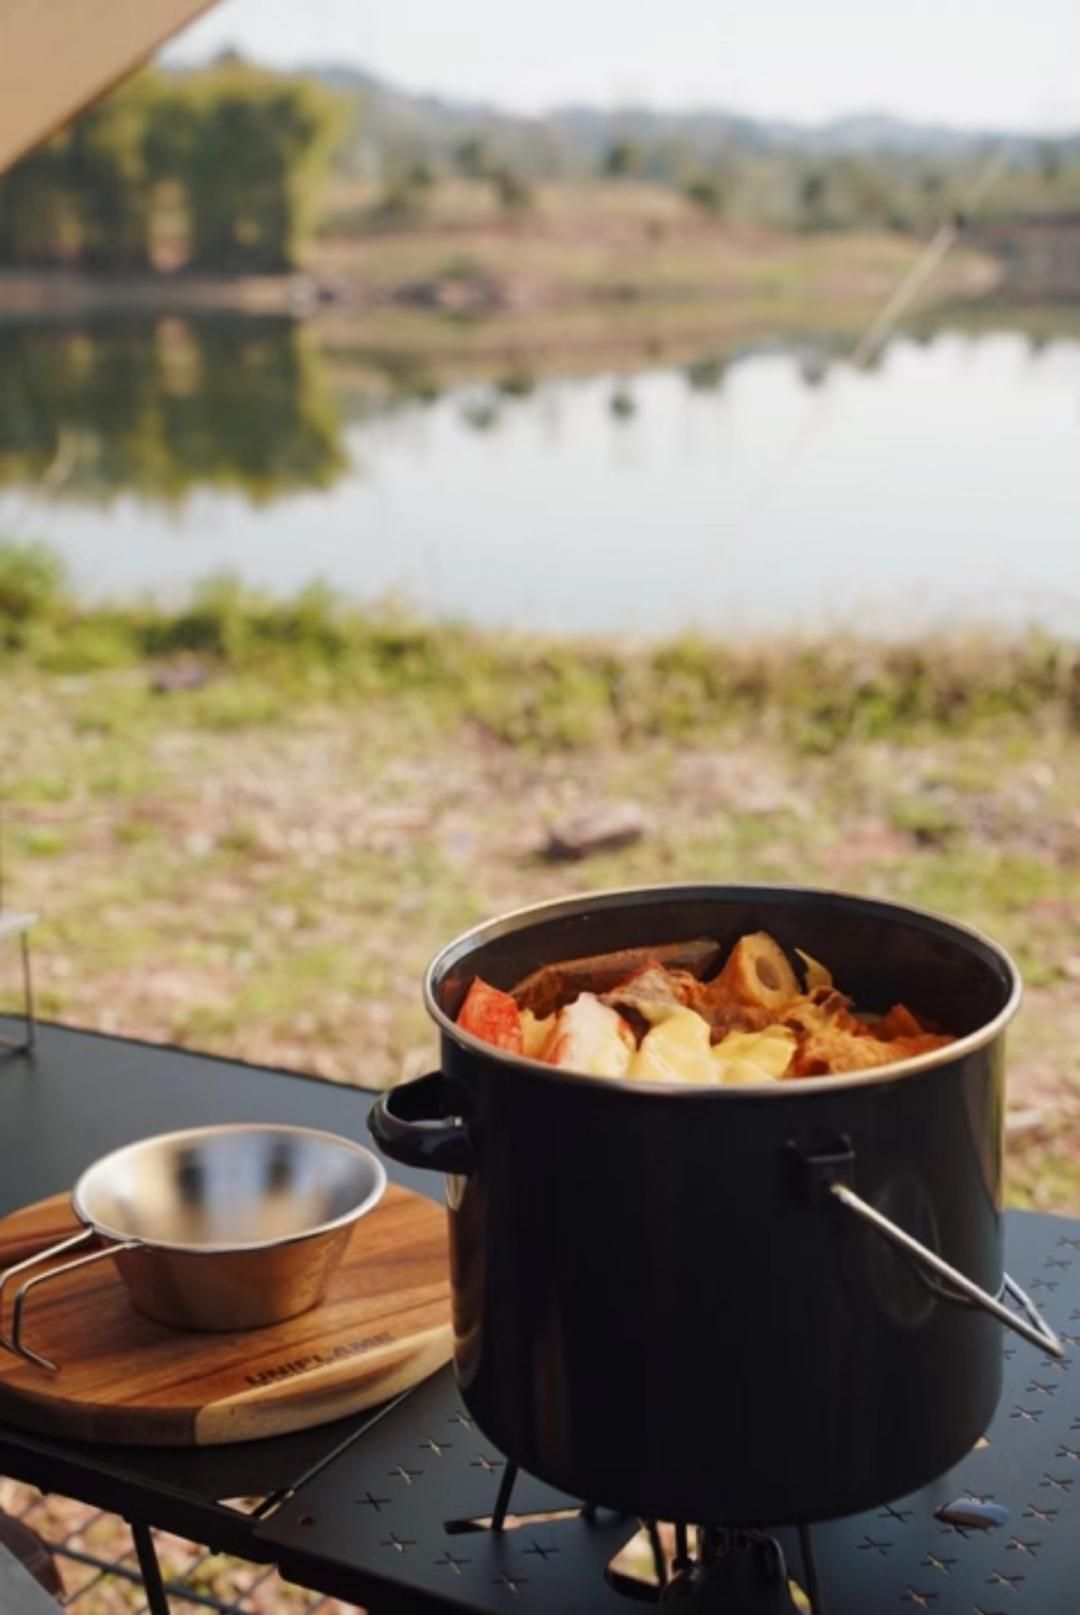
[603,962,778,1042]
[602,963,700,1020]
[512,939,723,1019]
[787,996,954,1074]
[790,1032,898,1077]
[457,977,524,1054]
[784,986,893,1075]
[698,1000,781,1040]
[803,986,867,1034]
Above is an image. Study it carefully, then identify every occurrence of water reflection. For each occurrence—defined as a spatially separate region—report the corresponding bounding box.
[685,355,727,392]
[0,317,347,505]
[460,395,501,433]
[496,367,537,400]
[609,384,637,421]
[1,318,1078,639]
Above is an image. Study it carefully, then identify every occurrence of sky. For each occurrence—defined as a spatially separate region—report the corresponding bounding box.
[164,0,1080,132]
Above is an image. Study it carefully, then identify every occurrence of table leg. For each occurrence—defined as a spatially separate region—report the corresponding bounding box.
[0,931,35,1055]
[20,933,36,1053]
[129,1519,171,1615]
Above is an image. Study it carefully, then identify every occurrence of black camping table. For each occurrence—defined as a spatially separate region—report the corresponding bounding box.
[1,1021,1079,1615]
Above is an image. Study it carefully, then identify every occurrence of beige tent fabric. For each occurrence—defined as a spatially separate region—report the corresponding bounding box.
[0,0,219,173]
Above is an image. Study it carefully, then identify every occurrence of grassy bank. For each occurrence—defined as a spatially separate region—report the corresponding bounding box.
[4,546,1079,749]
[3,548,1079,1212]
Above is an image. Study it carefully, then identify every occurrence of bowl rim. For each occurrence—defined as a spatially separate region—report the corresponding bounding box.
[424,881,1023,1097]
[72,1123,388,1254]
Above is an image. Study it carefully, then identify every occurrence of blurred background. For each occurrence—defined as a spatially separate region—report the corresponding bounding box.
[2,0,1078,1205]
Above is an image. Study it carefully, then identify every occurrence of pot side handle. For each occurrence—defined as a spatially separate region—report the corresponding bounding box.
[831,1182,1064,1360]
[368,1072,474,1175]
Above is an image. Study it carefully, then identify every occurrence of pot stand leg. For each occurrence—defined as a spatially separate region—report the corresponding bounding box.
[643,1519,668,1588]
[489,1462,519,1532]
[797,1522,825,1615]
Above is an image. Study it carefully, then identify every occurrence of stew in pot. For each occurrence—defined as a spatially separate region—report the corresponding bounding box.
[456,931,954,1084]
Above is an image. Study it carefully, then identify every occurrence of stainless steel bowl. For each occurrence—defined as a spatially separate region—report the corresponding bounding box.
[0,1125,387,1368]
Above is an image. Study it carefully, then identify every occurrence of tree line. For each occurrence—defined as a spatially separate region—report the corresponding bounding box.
[5,55,1078,269]
[0,61,342,271]
[367,130,1080,236]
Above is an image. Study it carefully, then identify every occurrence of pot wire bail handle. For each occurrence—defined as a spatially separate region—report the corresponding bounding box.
[0,1232,138,1373]
[831,1182,1064,1359]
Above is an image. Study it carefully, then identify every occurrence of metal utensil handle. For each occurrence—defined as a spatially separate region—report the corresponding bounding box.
[7,1240,138,1373]
[831,1182,1064,1359]
[0,1226,95,1353]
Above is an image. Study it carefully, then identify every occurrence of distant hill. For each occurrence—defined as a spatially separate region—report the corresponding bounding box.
[294,61,1078,176]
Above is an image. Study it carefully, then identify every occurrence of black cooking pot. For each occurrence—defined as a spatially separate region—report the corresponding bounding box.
[369,885,1061,1526]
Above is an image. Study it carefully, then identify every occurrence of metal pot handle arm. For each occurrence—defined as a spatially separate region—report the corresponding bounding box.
[1,1238,138,1373]
[368,1072,474,1174]
[831,1182,1064,1359]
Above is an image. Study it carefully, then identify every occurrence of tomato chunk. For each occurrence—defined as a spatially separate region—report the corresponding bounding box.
[457,977,523,1054]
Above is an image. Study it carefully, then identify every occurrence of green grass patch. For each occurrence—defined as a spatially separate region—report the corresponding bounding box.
[15,826,69,858]
[2,545,1078,755]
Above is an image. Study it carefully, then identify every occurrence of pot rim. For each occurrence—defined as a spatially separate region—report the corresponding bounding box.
[424,882,1022,1097]
[72,1123,388,1255]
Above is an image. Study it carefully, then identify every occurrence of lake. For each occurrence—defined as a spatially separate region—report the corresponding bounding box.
[1,316,1078,639]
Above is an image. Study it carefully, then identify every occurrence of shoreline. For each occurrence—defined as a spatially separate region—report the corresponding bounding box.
[0,222,998,328]
[3,545,1077,747]
[0,266,313,321]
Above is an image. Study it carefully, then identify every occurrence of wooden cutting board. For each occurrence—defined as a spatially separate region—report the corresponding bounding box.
[0,1185,452,1446]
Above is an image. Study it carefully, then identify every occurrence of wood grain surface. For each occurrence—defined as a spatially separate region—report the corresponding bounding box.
[0,1185,452,1445]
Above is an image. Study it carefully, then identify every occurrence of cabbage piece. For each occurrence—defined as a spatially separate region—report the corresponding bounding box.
[713,1025,796,1084]
[629,1008,718,1084]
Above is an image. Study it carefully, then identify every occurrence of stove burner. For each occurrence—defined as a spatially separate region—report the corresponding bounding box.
[608,1522,818,1612]
[486,1466,826,1612]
